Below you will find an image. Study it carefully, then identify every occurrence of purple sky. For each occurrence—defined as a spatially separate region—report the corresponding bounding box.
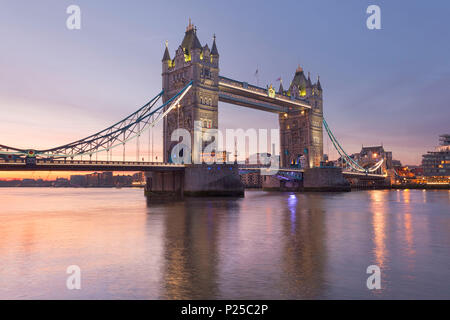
[1,0,449,165]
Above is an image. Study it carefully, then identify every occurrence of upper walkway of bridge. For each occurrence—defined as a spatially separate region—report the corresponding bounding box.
[218,76,311,113]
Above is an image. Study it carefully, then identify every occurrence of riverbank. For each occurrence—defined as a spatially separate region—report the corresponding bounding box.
[352,184,449,190]
[0,185,145,188]
[391,184,449,190]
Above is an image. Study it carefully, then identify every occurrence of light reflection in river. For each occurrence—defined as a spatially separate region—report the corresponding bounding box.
[370,191,387,269]
[0,188,449,299]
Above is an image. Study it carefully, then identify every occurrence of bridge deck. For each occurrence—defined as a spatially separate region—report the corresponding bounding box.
[240,166,386,180]
[0,159,185,171]
[342,171,387,180]
[0,160,387,180]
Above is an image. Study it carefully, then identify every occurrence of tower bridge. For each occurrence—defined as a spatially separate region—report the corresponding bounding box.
[0,21,388,196]
[161,21,323,168]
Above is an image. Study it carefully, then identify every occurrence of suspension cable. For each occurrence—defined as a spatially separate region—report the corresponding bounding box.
[1,81,193,160]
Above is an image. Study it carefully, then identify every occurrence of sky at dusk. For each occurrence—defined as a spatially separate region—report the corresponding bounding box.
[1,0,449,179]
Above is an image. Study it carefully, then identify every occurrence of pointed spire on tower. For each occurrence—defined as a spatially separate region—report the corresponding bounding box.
[307,72,312,86]
[181,19,202,51]
[186,18,194,32]
[290,65,307,90]
[278,79,284,94]
[162,40,171,61]
[317,75,322,90]
[211,34,219,56]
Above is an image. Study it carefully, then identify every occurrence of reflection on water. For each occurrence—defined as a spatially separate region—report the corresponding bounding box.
[0,188,449,299]
[403,191,415,258]
[370,191,387,268]
[280,194,327,299]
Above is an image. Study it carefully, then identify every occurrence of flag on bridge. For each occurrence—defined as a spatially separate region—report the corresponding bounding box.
[254,67,260,86]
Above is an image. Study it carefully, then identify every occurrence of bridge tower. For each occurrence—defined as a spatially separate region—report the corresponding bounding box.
[279,67,323,168]
[162,20,219,163]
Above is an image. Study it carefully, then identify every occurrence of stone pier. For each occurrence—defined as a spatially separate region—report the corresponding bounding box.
[262,175,302,192]
[184,164,244,197]
[261,167,350,192]
[144,170,184,200]
[145,164,244,200]
[303,167,350,192]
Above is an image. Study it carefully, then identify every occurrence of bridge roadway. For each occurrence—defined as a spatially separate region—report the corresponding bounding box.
[0,159,185,172]
[342,171,387,180]
[0,159,386,180]
[239,166,386,180]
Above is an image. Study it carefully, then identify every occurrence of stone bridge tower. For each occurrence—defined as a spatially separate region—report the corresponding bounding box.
[279,66,323,168]
[161,20,219,163]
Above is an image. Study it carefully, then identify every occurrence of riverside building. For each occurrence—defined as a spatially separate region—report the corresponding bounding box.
[422,134,450,177]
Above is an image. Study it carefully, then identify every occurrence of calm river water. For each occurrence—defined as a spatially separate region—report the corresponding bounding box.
[0,188,449,299]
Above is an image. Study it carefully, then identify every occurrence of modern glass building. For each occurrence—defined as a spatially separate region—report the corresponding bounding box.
[422,134,450,176]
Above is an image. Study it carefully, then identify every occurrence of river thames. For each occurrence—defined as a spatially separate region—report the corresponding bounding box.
[0,188,449,299]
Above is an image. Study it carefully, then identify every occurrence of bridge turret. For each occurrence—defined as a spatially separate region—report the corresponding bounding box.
[289,66,309,98]
[210,34,219,66]
[161,41,172,96]
[162,41,171,63]
[305,72,313,97]
[180,21,202,64]
[307,75,324,167]
[162,21,220,163]
[201,44,210,64]
[311,75,323,105]
[278,79,284,94]
[315,75,322,92]
[279,66,324,168]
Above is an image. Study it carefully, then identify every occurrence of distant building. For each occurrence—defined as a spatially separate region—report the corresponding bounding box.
[337,145,397,173]
[357,145,393,169]
[114,174,133,186]
[86,173,101,186]
[132,172,144,183]
[245,152,272,165]
[392,159,402,167]
[21,179,36,187]
[422,134,450,177]
[410,166,424,177]
[70,175,87,187]
[201,151,229,164]
[0,180,21,187]
[69,172,135,187]
[101,172,114,186]
[54,178,70,187]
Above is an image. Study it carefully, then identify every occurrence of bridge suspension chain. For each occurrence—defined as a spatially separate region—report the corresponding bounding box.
[0,81,193,161]
[323,118,384,174]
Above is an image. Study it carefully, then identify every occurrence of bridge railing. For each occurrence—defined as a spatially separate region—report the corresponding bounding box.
[219,76,268,95]
[0,158,184,167]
